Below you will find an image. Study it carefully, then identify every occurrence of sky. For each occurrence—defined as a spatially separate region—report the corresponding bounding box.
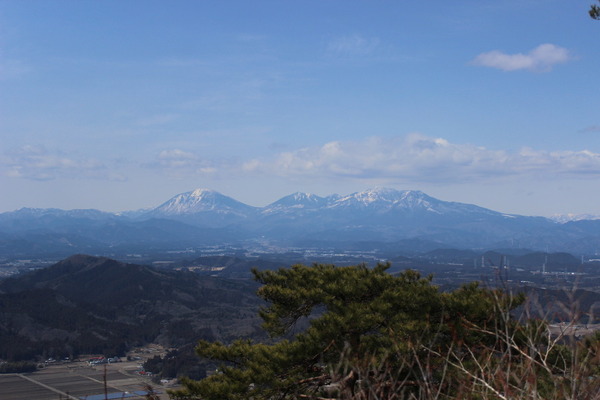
[0,0,599,217]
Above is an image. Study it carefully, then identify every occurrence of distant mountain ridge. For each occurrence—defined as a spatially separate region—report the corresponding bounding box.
[550,213,600,223]
[2,187,600,255]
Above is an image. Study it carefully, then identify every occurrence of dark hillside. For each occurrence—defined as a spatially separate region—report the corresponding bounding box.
[521,286,600,323]
[0,255,263,361]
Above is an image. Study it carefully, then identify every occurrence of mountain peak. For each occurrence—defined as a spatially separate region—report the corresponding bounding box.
[291,192,316,199]
[149,188,256,217]
[336,187,420,203]
[190,188,218,198]
[359,187,411,201]
[327,187,443,213]
[277,192,324,204]
[264,192,329,213]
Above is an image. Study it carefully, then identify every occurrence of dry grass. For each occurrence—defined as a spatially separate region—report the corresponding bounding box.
[318,287,600,400]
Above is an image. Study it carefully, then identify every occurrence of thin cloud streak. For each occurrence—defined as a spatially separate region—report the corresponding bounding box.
[148,149,218,177]
[1,145,123,181]
[472,43,572,72]
[135,113,179,127]
[327,34,380,56]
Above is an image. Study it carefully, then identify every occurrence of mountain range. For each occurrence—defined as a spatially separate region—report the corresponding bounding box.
[1,187,600,257]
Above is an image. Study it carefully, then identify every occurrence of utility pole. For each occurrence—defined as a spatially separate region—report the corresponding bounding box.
[104,364,108,400]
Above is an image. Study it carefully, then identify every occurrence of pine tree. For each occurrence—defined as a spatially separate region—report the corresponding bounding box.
[170,263,520,400]
[591,1,600,19]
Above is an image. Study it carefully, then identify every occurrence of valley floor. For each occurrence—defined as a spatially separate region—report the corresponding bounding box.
[0,356,173,400]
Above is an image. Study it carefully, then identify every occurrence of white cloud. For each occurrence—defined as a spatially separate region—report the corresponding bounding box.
[242,134,600,182]
[1,145,111,181]
[472,43,572,72]
[327,34,380,56]
[157,149,198,169]
[152,149,218,176]
[145,136,600,186]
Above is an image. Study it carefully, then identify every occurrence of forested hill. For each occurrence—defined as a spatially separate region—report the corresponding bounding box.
[0,255,264,361]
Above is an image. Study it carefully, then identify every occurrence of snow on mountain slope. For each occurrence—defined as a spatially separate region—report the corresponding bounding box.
[329,188,434,210]
[262,192,336,214]
[269,192,327,208]
[550,213,600,223]
[150,188,257,217]
[325,188,504,217]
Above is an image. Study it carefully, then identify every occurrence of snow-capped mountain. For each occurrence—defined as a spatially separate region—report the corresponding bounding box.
[267,192,330,209]
[326,188,505,217]
[262,192,340,216]
[150,188,257,216]
[249,187,556,247]
[331,187,419,208]
[144,188,258,228]
[2,187,600,256]
[328,188,446,212]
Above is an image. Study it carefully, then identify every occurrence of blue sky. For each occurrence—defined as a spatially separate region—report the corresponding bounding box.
[1,0,599,216]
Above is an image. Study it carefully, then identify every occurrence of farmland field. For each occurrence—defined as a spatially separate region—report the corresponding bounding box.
[0,360,170,400]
